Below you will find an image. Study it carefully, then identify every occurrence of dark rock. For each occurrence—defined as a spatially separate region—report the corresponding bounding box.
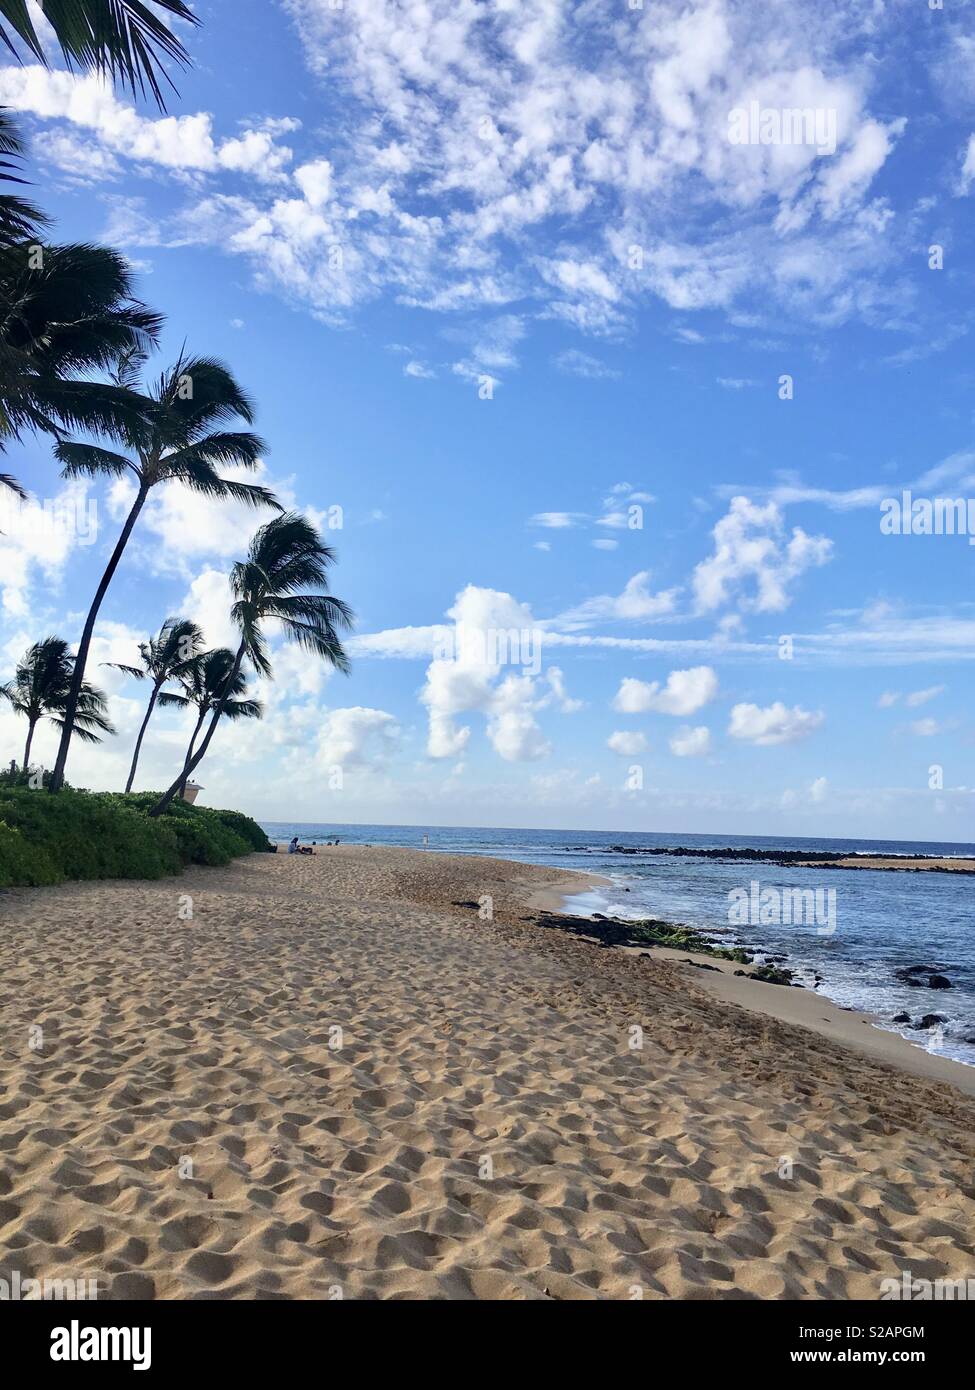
[894,964,946,983]
[911,1014,948,1031]
[928,975,952,989]
[734,965,798,987]
[892,1012,911,1023]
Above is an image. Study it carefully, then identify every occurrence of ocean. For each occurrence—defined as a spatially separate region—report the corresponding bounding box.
[261,822,975,1068]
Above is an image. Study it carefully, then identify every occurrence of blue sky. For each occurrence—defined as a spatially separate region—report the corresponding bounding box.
[1,0,973,838]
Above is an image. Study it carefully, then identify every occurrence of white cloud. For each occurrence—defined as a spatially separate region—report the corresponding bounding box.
[530,511,585,529]
[0,67,295,181]
[728,701,824,745]
[544,666,584,714]
[420,585,555,762]
[317,707,399,767]
[877,690,900,708]
[669,725,712,757]
[5,3,908,350]
[614,666,719,716]
[404,359,437,379]
[810,776,828,802]
[909,717,940,738]
[692,496,832,613]
[294,157,332,207]
[108,460,299,575]
[559,572,680,627]
[553,349,620,380]
[0,482,95,618]
[608,730,647,756]
[904,684,945,708]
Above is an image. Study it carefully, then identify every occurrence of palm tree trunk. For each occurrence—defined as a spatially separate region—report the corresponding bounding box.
[124,681,160,793]
[150,642,245,816]
[49,484,148,792]
[178,707,207,795]
[23,718,37,771]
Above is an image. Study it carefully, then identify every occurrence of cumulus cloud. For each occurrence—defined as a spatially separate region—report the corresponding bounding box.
[613,666,719,716]
[669,725,712,757]
[692,496,832,613]
[728,701,824,745]
[107,460,311,576]
[420,585,560,762]
[317,707,399,767]
[607,730,648,756]
[558,572,680,628]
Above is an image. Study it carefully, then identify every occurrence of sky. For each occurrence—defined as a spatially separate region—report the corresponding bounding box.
[0,0,973,839]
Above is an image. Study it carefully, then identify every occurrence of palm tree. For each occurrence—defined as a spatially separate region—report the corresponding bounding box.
[161,646,263,796]
[104,615,203,792]
[0,109,161,503]
[48,350,278,791]
[0,1,200,108]
[0,109,48,245]
[1,239,162,449]
[0,635,114,769]
[150,512,353,816]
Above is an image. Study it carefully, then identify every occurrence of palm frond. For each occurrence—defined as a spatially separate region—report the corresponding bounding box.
[0,1,201,110]
[0,470,27,498]
[160,429,267,473]
[54,440,139,478]
[101,661,145,679]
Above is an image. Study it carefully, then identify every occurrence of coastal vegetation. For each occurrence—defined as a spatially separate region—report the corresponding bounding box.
[0,782,271,888]
[0,22,353,848]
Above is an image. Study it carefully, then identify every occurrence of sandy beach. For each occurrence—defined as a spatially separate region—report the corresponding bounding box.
[1,844,974,1300]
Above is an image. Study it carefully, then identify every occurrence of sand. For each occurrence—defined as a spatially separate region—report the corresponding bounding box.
[1,843,974,1301]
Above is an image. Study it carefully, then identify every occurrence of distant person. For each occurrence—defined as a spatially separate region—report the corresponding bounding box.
[287,837,299,854]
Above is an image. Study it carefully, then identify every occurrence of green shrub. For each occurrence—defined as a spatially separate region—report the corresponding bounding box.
[210,807,273,852]
[0,788,265,889]
[0,818,59,887]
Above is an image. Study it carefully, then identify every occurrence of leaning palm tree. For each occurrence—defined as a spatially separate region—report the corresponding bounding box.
[0,635,114,769]
[161,646,263,796]
[0,1,200,108]
[48,350,278,791]
[150,512,353,816]
[104,615,203,792]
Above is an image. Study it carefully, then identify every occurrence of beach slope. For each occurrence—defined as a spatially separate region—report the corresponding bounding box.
[1,845,973,1300]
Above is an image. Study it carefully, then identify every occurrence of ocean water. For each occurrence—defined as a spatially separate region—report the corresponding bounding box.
[261,822,975,1068]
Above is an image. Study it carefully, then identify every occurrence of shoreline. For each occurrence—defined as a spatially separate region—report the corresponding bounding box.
[542,871,975,1095]
[3,843,974,1299]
